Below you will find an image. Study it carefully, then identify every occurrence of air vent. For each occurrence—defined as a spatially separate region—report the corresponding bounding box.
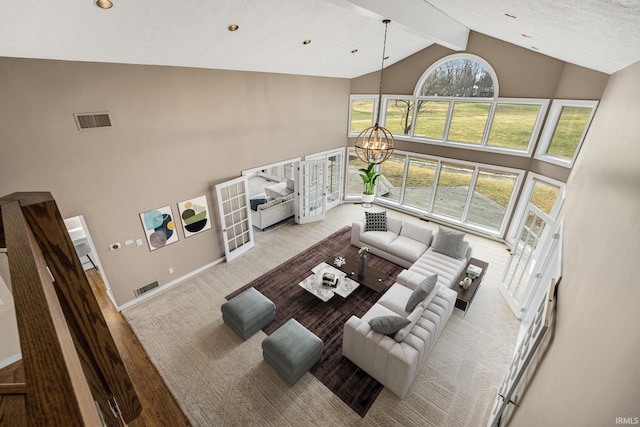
[74,112,113,131]
[134,281,159,297]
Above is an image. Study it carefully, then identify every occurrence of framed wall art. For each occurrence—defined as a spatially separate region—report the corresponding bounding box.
[140,205,179,251]
[177,195,212,237]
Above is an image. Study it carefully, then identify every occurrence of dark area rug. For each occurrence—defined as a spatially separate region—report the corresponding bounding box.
[225,225,404,417]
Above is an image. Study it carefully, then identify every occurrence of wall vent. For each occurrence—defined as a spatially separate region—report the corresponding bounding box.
[134,281,159,297]
[74,112,113,131]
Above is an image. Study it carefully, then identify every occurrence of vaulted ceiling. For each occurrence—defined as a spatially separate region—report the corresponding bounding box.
[1,0,639,78]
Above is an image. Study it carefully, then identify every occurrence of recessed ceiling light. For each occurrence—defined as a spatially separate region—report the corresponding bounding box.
[531,46,540,50]
[351,49,358,54]
[303,40,311,45]
[521,34,532,38]
[504,13,517,19]
[384,56,389,60]
[228,24,239,32]
[96,0,113,9]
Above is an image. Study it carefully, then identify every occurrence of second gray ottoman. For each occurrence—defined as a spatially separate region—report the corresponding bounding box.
[262,319,323,385]
[221,287,275,341]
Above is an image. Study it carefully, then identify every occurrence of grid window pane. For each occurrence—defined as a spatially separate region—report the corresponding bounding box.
[404,157,437,210]
[448,102,491,144]
[414,100,449,139]
[488,104,540,150]
[467,170,517,230]
[432,163,473,219]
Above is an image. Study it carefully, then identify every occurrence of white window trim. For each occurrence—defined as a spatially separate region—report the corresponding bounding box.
[506,172,565,245]
[534,99,599,168]
[348,94,378,136]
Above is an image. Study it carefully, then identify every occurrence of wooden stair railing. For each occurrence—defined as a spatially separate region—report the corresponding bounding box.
[0,192,141,426]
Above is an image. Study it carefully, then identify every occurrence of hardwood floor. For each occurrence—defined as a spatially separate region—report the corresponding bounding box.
[0,269,190,426]
[86,268,191,426]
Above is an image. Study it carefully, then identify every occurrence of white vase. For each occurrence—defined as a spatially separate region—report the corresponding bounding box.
[361,193,375,204]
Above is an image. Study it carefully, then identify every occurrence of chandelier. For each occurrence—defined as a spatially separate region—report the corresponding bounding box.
[355,19,395,165]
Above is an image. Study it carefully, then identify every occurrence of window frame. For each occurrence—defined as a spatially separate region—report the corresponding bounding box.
[370,149,525,237]
[534,99,598,167]
[348,94,378,136]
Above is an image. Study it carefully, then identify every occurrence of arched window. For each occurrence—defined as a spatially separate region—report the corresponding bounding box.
[415,54,498,98]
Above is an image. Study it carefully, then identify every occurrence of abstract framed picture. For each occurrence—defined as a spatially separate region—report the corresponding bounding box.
[140,205,179,251]
[177,195,212,237]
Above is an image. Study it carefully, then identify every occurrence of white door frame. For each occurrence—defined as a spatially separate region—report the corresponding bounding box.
[295,159,327,224]
[214,176,255,262]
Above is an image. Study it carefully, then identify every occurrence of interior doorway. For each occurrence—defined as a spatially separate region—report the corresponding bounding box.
[63,215,116,307]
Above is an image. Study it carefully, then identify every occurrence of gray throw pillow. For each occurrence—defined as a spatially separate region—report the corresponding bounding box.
[432,227,465,259]
[369,315,410,335]
[364,211,387,232]
[405,274,438,312]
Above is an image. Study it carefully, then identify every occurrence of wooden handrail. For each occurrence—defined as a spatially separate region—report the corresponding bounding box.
[0,192,141,426]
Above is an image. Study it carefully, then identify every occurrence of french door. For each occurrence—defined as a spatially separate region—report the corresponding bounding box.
[499,204,559,318]
[295,159,327,224]
[214,176,255,262]
[306,148,344,211]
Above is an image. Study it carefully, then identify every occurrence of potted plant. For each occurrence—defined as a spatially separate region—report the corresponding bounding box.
[358,162,380,205]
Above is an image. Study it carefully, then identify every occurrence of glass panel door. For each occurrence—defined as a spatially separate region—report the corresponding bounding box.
[214,176,254,262]
[295,159,326,224]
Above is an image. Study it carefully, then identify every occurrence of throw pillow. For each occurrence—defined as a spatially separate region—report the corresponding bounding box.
[365,211,387,232]
[250,198,267,211]
[432,227,465,259]
[405,273,438,312]
[369,315,410,335]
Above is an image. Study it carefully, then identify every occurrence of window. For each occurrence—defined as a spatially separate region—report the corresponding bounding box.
[418,56,496,98]
[345,148,369,197]
[383,98,414,136]
[448,102,492,144]
[487,102,546,152]
[349,96,376,134]
[377,153,406,203]
[535,99,598,167]
[370,150,524,236]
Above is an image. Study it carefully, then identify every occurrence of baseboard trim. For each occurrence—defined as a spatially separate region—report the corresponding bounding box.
[117,257,226,312]
[0,352,23,370]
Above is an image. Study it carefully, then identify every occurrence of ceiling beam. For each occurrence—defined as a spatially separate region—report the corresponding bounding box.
[328,0,469,51]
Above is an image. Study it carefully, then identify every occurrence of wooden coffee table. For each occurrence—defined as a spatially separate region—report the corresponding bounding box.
[454,257,488,316]
[326,256,390,292]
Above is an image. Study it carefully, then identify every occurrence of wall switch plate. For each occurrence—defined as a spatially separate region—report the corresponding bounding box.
[110,242,121,251]
[125,239,134,246]
[168,267,174,274]
[136,239,143,247]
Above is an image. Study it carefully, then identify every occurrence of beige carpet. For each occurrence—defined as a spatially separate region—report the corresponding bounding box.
[123,204,519,426]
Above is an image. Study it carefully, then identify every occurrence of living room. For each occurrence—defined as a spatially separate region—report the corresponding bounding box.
[1,1,639,426]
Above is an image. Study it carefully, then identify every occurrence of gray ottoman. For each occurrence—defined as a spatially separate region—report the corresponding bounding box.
[221,287,275,341]
[262,319,323,385]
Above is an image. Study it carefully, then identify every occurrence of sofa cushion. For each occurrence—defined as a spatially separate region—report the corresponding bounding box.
[365,211,387,231]
[400,222,433,246]
[376,283,415,315]
[369,315,410,335]
[387,217,403,235]
[265,182,292,199]
[286,177,295,191]
[405,274,437,312]
[393,303,425,342]
[432,227,466,259]
[386,236,428,264]
[360,230,397,249]
[411,248,467,289]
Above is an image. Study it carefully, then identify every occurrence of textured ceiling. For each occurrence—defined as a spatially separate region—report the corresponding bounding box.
[1,0,639,78]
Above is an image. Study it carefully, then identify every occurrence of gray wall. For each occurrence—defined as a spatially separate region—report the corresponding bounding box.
[0,58,350,306]
[506,60,640,426]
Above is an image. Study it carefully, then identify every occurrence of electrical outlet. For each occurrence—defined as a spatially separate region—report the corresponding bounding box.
[110,242,121,251]
[125,239,134,246]
[136,239,143,247]
[168,267,174,274]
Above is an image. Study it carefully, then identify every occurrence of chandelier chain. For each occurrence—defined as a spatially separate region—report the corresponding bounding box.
[375,19,390,126]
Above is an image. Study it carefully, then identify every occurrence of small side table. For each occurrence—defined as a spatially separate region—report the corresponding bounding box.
[454,258,488,316]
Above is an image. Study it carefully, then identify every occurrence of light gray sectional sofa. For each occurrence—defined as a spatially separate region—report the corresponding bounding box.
[344,212,472,398]
[250,192,295,230]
